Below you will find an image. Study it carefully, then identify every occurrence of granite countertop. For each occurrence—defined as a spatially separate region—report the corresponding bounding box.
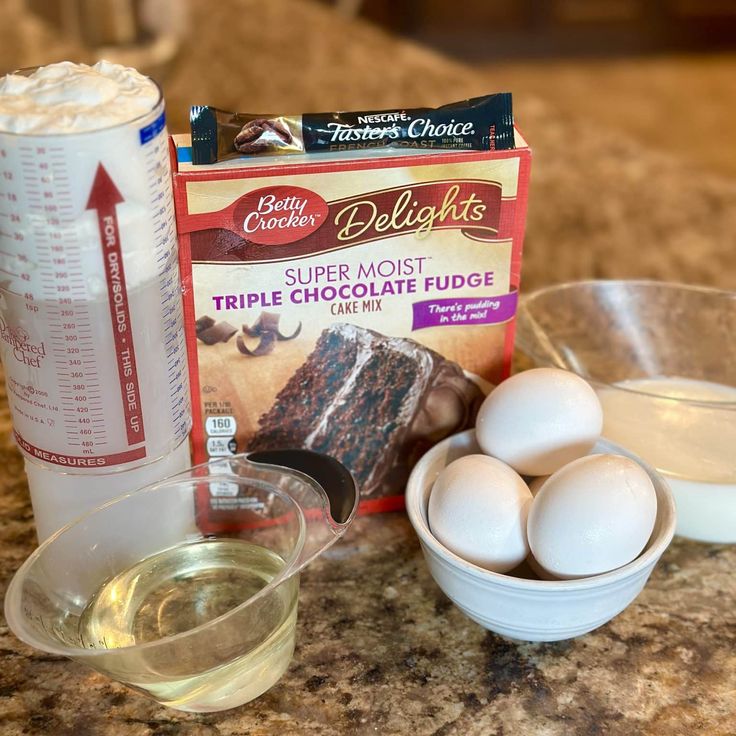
[1,1,735,734]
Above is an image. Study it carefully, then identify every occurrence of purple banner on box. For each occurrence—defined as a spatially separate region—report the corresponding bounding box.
[411,291,518,331]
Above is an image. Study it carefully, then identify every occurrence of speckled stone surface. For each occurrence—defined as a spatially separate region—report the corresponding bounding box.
[3,0,736,294]
[2,442,736,736]
[1,1,736,734]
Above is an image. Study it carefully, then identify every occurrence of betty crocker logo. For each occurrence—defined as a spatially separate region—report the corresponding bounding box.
[185,180,512,263]
[233,185,328,246]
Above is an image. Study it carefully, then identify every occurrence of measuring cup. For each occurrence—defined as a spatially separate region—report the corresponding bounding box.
[0,65,191,541]
[4,449,358,713]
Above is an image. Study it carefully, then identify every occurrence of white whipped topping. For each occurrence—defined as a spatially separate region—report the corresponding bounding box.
[0,60,160,134]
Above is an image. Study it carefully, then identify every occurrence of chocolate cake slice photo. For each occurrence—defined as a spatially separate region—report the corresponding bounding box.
[248,323,485,500]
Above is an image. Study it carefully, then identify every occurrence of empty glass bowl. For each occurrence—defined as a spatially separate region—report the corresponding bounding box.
[515,280,736,543]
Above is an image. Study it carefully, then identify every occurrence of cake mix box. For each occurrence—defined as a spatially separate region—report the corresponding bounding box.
[170,133,531,516]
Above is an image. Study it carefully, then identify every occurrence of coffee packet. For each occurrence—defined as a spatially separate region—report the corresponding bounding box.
[190,93,514,164]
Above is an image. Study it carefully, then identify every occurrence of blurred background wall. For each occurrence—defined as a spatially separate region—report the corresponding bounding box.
[2,0,735,289]
[6,0,735,179]
[349,0,736,177]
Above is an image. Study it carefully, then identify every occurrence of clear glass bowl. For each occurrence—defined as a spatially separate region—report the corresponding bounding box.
[4,450,358,712]
[515,280,736,543]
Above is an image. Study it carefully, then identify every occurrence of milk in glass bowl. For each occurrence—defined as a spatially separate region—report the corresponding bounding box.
[516,280,736,543]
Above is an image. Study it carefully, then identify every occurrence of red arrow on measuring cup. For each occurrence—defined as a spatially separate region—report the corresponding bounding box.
[86,164,146,449]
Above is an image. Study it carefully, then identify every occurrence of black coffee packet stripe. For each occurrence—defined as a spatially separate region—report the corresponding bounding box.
[190,94,514,165]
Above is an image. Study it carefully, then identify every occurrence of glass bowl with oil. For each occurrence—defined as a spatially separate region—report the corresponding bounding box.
[516,280,736,543]
[4,449,358,712]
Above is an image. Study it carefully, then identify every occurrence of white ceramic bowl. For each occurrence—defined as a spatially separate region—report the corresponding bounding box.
[406,430,676,642]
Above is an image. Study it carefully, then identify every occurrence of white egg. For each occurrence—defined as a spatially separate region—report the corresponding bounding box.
[527,453,657,579]
[527,475,550,496]
[525,552,559,580]
[428,454,532,573]
[475,367,603,475]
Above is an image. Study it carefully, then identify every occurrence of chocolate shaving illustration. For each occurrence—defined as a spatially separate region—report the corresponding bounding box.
[242,324,261,338]
[197,321,238,345]
[276,322,302,341]
[242,311,280,337]
[243,312,302,341]
[238,312,302,356]
[237,331,277,356]
[195,315,216,334]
